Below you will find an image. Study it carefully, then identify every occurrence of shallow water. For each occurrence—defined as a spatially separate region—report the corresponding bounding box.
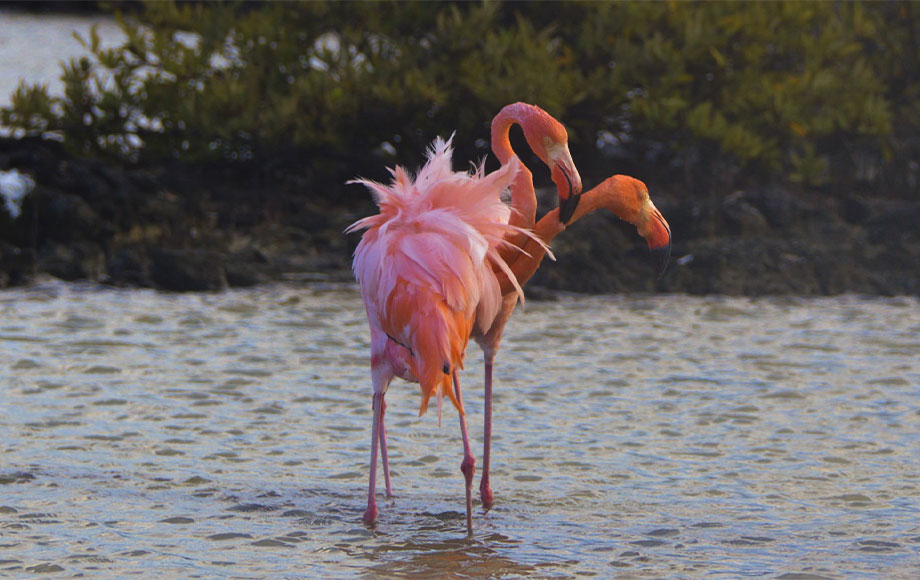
[1,281,919,578]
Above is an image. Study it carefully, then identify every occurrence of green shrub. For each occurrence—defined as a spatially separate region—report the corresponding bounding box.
[565,1,896,189]
[2,0,917,199]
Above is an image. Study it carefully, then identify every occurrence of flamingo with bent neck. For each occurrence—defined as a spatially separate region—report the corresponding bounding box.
[476,173,671,509]
[507,174,672,290]
[474,103,584,508]
[475,106,672,509]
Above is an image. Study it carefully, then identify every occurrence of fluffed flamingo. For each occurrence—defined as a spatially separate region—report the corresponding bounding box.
[346,137,545,534]
[352,103,582,517]
[474,103,583,508]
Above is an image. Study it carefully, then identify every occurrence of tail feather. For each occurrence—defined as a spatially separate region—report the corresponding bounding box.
[406,293,468,416]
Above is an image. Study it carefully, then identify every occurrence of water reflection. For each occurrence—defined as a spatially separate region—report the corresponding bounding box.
[361,533,535,580]
[0,281,918,577]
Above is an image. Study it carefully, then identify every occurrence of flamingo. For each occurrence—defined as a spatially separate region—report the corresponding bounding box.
[346,136,546,534]
[469,174,670,514]
[347,108,670,535]
[474,105,671,509]
[474,103,583,508]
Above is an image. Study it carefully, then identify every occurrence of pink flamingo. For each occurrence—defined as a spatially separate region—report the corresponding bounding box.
[474,103,583,508]
[347,136,544,534]
[469,174,671,513]
[473,105,670,510]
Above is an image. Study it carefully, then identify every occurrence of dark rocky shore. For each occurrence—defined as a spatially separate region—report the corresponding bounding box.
[1,136,917,296]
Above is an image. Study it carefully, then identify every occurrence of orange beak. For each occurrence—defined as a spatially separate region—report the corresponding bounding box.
[552,160,582,224]
[645,205,671,278]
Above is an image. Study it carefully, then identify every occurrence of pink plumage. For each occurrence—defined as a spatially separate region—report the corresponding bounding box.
[351,109,573,533]
[347,137,527,416]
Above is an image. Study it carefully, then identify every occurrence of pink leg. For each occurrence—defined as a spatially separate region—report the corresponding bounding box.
[363,391,384,525]
[379,396,393,497]
[453,370,475,535]
[477,297,514,509]
[480,359,495,508]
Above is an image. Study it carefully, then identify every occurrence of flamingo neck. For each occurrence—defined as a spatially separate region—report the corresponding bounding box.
[582,175,641,222]
[491,103,541,164]
[529,178,618,243]
[501,175,643,297]
[491,103,543,229]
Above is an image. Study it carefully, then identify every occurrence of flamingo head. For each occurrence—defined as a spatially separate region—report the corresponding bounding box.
[518,111,583,224]
[597,176,672,278]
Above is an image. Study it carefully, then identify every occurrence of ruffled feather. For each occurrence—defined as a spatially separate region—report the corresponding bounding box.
[348,137,547,415]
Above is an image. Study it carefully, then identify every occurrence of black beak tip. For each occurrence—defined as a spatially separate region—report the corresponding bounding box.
[559,192,580,225]
[652,243,671,279]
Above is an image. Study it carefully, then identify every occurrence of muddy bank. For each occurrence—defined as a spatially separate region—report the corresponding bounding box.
[1,136,917,295]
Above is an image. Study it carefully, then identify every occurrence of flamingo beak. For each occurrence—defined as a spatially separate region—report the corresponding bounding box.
[645,206,672,279]
[651,242,671,279]
[553,161,582,225]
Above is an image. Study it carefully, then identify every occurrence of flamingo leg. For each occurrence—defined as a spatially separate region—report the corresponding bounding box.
[363,391,384,525]
[379,396,393,497]
[453,370,475,536]
[480,358,495,508]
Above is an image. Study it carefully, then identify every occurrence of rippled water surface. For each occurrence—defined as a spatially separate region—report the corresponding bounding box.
[1,281,919,578]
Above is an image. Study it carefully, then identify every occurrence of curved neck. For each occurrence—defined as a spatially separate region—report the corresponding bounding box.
[564,177,628,225]
[491,103,544,230]
[502,176,636,293]
[532,176,627,249]
[491,103,542,164]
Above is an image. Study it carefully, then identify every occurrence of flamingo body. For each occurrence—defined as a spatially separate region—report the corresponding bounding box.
[348,137,527,415]
[474,103,581,507]
[347,137,535,532]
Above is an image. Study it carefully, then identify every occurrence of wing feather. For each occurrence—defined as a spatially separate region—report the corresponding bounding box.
[348,137,542,415]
